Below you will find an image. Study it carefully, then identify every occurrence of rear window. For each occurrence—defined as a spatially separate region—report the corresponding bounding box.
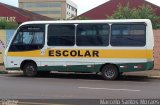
[111,24,146,46]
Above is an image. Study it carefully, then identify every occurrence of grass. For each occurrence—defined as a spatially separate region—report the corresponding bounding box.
[0,63,7,74]
[0,70,8,74]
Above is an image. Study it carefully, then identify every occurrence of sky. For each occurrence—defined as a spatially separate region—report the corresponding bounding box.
[1,0,160,15]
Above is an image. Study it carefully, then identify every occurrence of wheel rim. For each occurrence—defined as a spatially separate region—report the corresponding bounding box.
[26,65,36,76]
[104,66,115,79]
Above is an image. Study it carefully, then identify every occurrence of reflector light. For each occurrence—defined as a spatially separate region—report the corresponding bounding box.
[120,66,127,68]
[137,64,142,69]
[134,65,142,69]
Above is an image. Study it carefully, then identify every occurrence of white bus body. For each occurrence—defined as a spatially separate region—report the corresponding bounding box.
[4,19,154,80]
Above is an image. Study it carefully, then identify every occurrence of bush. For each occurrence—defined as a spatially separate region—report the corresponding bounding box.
[0,20,18,29]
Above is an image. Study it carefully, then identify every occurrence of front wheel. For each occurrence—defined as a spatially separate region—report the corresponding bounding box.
[23,63,37,77]
[101,64,119,80]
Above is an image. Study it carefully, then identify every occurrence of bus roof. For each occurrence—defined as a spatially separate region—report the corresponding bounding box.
[21,19,151,25]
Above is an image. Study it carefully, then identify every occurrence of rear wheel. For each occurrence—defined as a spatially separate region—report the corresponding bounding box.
[23,63,37,77]
[101,64,119,80]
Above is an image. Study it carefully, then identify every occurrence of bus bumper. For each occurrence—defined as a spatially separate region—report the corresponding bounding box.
[146,61,154,70]
[118,61,154,72]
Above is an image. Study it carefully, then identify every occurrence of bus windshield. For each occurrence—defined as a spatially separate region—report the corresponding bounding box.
[9,24,45,51]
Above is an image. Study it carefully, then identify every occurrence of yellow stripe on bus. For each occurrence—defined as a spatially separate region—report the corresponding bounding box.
[7,49,153,59]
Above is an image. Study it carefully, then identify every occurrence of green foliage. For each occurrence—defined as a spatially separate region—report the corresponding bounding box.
[108,3,160,29]
[108,3,133,19]
[74,16,90,20]
[0,20,18,29]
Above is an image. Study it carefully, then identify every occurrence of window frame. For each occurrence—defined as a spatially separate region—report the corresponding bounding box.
[24,2,61,8]
[33,11,61,14]
[110,23,146,47]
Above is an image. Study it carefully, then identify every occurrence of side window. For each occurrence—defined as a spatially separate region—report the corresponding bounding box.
[48,25,75,46]
[76,24,109,46]
[111,24,146,46]
[9,24,45,51]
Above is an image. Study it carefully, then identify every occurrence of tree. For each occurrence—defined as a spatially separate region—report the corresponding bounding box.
[0,20,18,29]
[108,3,133,19]
[108,3,160,29]
[74,16,90,20]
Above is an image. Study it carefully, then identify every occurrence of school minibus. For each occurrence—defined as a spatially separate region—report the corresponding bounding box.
[4,19,154,80]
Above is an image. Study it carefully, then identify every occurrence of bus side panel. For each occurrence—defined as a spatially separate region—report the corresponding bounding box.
[5,56,41,70]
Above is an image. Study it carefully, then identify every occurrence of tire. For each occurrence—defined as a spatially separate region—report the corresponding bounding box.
[119,72,123,75]
[101,64,119,80]
[118,72,123,78]
[23,62,37,77]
